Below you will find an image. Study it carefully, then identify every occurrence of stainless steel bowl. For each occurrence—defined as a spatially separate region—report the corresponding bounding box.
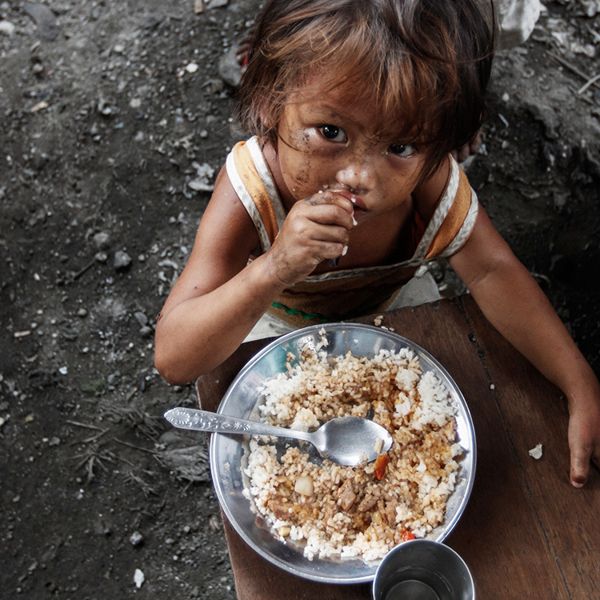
[208,323,476,584]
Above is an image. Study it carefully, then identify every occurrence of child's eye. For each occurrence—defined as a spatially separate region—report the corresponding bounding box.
[319,125,347,143]
[388,143,416,157]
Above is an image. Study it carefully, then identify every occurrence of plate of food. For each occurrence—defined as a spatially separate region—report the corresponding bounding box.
[208,323,476,584]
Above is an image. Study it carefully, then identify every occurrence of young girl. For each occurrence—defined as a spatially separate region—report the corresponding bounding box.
[155,0,600,489]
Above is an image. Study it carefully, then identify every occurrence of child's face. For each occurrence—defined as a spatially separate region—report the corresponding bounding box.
[274,76,427,222]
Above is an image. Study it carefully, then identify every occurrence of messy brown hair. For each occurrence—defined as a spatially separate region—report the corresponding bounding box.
[236,0,495,180]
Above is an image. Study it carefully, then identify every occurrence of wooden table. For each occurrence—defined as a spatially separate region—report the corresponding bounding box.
[197,296,600,600]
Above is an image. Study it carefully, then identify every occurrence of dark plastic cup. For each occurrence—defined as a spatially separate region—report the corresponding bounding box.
[372,540,475,600]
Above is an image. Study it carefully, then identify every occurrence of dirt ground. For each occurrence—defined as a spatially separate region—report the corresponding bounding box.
[1,0,599,598]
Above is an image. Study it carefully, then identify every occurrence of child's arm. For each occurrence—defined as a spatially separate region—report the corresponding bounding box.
[154,168,353,383]
[449,207,600,487]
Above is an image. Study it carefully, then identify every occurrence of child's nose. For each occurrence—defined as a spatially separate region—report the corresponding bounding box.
[335,162,374,194]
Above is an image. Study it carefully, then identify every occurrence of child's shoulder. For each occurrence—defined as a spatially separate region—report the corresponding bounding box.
[198,165,261,256]
[224,137,286,251]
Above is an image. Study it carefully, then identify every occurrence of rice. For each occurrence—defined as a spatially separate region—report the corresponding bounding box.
[242,342,462,562]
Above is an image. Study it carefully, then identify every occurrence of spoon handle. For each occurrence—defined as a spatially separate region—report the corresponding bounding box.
[164,407,313,442]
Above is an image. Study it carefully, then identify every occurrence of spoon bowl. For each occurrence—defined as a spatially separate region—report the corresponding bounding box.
[164,407,393,466]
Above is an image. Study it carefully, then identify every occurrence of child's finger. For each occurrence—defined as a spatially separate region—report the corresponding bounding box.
[309,240,347,261]
[305,191,354,214]
[300,200,355,231]
[570,444,592,487]
[304,205,354,230]
[303,222,350,244]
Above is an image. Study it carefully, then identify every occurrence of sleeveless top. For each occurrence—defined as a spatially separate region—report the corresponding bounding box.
[226,136,479,326]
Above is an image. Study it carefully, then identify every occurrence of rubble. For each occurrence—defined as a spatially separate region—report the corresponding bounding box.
[0,1,598,599]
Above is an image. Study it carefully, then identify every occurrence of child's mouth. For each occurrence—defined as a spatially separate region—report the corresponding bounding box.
[327,187,368,212]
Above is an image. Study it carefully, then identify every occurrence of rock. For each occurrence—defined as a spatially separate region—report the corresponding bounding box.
[113,251,132,272]
[203,78,224,94]
[133,311,148,326]
[31,61,44,77]
[188,179,214,192]
[580,0,600,17]
[206,0,229,8]
[218,44,242,88]
[106,372,120,385]
[129,531,144,546]
[133,568,145,589]
[139,326,152,338]
[188,162,215,193]
[30,100,48,113]
[23,2,59,41]
[93,232,111,250]
[97,98,115,117]
[208,514,221,532]
[0,20,15,36]
[195,0,229,10]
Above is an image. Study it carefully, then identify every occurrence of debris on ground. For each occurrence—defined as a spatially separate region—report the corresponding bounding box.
[0,1,598,598]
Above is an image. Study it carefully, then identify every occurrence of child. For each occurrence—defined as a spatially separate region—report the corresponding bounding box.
[155,0,600,491]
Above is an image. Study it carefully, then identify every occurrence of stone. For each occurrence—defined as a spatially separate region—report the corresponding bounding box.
[93,232,111,250]
[113,251,132,272]
[129,531,144,546]
[0,20,16,36]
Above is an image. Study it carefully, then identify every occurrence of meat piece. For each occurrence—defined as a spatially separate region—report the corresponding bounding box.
[357,494,378,513]
[267,500,291,520]
[337,479,356,511]
[384,501,397,525]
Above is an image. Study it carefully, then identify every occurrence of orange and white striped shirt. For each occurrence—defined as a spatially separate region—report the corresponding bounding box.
[226,137,478,325]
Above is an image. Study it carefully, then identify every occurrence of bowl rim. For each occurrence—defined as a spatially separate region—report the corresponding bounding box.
[208,322,477,584]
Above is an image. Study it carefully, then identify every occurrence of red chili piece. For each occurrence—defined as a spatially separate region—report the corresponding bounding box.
[374,453,389,480]
[401,529,416,541]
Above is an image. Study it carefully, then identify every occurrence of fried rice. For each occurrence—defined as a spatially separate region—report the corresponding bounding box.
[242,340,463,562]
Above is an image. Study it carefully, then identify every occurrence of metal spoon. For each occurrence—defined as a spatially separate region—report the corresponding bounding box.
[164,407,393,467]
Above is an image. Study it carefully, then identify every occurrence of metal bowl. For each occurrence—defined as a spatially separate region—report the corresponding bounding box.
[208,323,476,584]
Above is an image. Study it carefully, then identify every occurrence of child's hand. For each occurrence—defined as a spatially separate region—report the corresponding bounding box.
[266,191,355,286]
[568,392,600,487]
